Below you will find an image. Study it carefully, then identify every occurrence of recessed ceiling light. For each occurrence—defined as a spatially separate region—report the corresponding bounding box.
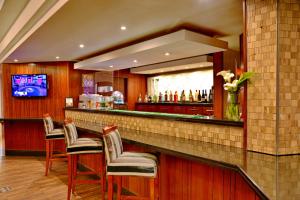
[79,44,85,48]
[120,26,127,30]
[14,59,18,62]
[133,60,138,63]
[109,65,113,68]
[55,56,60,59]
[164,52,170,56]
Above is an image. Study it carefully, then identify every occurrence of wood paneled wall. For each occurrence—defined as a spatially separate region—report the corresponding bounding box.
[2,62,84,151]
[77,143,261,200]
[122,144,260,200]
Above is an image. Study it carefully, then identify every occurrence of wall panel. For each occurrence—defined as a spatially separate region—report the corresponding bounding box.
[2,62,83,152]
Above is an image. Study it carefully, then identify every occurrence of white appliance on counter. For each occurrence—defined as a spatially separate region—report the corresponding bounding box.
[78,94,113,109]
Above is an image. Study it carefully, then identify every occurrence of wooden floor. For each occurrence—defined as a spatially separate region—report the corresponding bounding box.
[0,156,105,200]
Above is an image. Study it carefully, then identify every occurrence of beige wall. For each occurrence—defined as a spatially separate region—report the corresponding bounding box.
[247,0,300,155]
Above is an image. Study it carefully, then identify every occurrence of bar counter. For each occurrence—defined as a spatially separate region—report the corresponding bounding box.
[2,116,299,199]
[64,108,300,200]
[73,121,299,200]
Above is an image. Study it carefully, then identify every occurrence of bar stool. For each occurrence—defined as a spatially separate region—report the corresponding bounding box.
[63,119,106,200]
[102,125,159,200]
[43,113,67,176]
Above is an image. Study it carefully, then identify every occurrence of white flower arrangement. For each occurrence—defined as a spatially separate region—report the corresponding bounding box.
[217,70,253,93]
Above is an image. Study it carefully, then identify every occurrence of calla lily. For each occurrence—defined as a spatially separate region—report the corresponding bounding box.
[223,73,234,82]
[217,70,230,77]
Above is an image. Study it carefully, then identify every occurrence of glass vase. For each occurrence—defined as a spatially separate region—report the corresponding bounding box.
[226,92,240,121]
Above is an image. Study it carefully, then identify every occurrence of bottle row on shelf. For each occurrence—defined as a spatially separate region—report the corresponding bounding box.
[137,88,214,103]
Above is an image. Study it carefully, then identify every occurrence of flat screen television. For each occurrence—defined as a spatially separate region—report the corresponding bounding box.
[11,74,48,97]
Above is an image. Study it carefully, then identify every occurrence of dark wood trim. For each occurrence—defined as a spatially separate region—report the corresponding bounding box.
[136,102,213,106]
[5,150,46,156]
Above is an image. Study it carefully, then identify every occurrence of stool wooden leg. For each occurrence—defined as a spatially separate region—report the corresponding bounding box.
[149,178,155,200]
[72,154,78,193]
[108,175,113,200]
[45,140,50,176]
[67,155,73,200]
[100,154,106,200]
[117,176,122,200]
[155,168,159,200]
[49,140,54,170]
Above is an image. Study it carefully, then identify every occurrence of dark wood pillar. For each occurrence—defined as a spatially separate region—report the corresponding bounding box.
[213,52,224,119]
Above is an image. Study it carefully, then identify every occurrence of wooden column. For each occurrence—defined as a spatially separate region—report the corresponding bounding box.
[213,52,224,119]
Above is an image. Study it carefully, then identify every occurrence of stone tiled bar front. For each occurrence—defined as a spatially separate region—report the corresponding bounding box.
[65,108,244,148]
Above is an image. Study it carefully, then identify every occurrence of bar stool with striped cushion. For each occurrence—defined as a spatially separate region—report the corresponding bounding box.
[102,125,159,200]
[43,113,67,176]
[63,119,106,200]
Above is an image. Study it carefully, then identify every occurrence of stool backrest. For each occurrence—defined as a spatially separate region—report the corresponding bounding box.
[63,119,78,146]
[102,125,123,164]
[43,113,54,136]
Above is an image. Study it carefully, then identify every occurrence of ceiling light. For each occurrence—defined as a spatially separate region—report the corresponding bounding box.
[14,59,18,62]
[120,26,127,30]
[55,56,60,59]
[164,52,170,56]
[79,44,85,48]
[109,65,113,68]
[133,60,138,63]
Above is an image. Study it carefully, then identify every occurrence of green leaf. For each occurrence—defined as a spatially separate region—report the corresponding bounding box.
[237,72,254,87]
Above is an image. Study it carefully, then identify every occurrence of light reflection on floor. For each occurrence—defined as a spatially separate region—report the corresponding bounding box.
[0,123,4,156]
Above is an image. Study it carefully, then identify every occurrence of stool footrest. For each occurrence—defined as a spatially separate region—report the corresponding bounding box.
[121,196,150,200]
[77,171,97,175]
[52,153,67,157]
[73,179,101,185]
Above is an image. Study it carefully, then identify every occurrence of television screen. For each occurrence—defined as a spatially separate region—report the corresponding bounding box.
[11,74,48,97]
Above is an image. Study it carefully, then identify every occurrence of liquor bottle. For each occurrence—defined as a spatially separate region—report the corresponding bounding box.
[189,89,193,102]
[144,94,148,103]
[169,91,173,102]
[198,89,201,102]
[180,90,186,102]
[148,95,152,103]
[208,89,213,103]
[201,90,205,102]
[152,94,157,103]
[204,89,208,103]
[206,89,210,102]
[138,93,142,102]
[194,90,199,102]
[158,92,162,102]
[164,91,168,102]
[174,91,178,103]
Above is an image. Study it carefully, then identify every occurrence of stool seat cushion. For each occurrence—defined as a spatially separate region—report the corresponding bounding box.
[120,152,157,161]
[46,128,65,139]
[67,137,103,154]
[107,152,157,177]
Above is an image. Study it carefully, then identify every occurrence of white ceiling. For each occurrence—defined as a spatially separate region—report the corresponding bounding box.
[130,55,213,74]
[74,30,227,71]
[0,0,243,64]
